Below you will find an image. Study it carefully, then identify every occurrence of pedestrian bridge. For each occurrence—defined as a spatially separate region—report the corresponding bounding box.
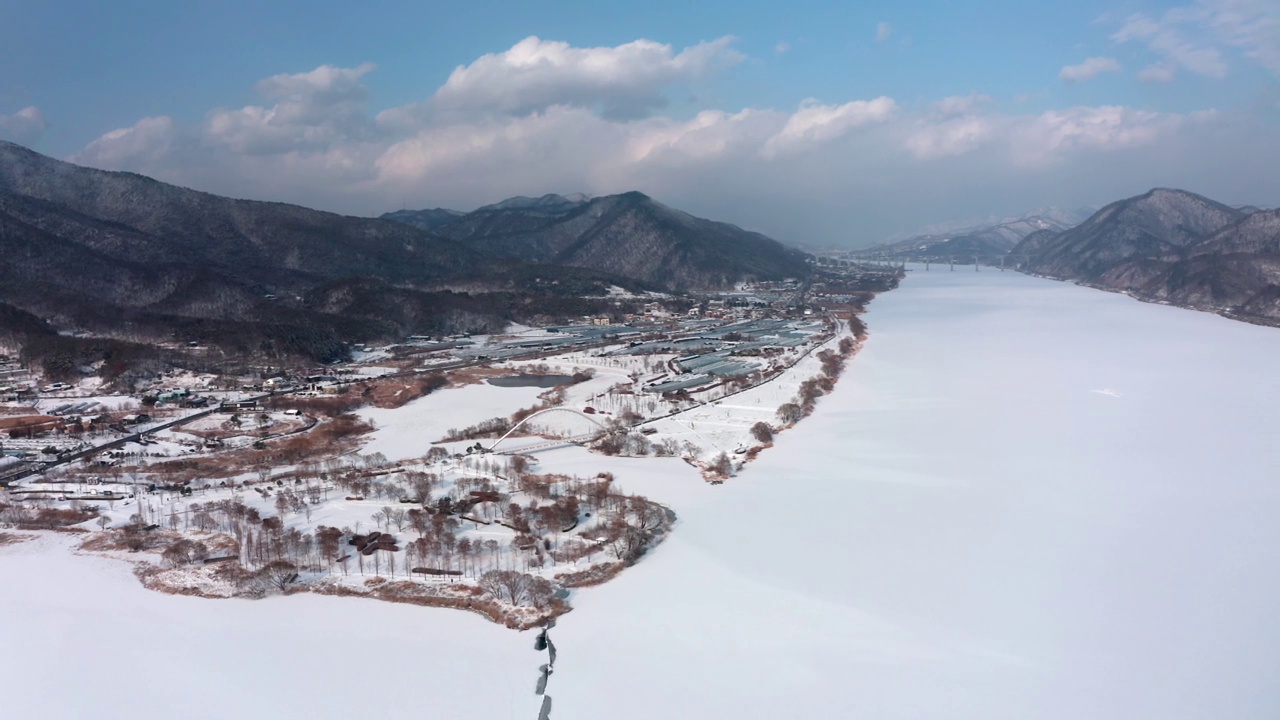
[487,407,609,454]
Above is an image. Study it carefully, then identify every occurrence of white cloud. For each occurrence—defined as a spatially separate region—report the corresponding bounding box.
[1113,12,1228,77]
[906,116,997,159]
[932,94,993,118]
[775,41,791,55]
[255,63,376,107]
[876,22,893,43]
[77,116,185,166]
[1204,0,1280,75]
[0,106,48,145]
[1007,105,1192,166]
[1138,63,1178,82]
[626,108,776,164]
[761,97,897,157]
[431,36,744,119]
[205,63,378,155]
[1109,0,1280,80]
[1059,56,1123,82]
[67,38,1276,245]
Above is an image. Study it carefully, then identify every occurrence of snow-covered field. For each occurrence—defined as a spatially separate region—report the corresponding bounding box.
[357,382,545,460]
[4,267,1279,718]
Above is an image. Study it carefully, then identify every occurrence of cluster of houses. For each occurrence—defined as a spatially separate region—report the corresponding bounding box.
[0,357,35,401]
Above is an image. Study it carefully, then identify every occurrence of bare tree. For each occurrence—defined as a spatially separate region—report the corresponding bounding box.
[776,403,804,424]
[708,452,733,478]
[750,422,774,443]
[162,539,209,568]
[479,570,534,606]
[258,560,298,592]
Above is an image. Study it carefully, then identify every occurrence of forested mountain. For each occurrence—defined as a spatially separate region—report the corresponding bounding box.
[0,144,654,372]
[384,191,810,290]
[0,141,814,373]
[1013,189,1279,324]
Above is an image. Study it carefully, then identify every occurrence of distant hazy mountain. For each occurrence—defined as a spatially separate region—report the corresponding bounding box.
[879,207,1090,244]
[1013,188,1280,324]
[384,191,809,290]
[380,207,464,232]
[851,208,1086,262]
[475,193,592,214]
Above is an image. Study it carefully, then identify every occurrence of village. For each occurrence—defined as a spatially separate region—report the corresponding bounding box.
[0,264,897,627]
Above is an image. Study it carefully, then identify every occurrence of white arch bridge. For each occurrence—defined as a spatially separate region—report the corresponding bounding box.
[487,407,610,455]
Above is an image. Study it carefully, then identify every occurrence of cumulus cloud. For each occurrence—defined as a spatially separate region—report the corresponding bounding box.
[876,22,893,43]
[256,63,375,106]
[68,37,1279,245]
[626,109,777,164]
[1006,105,1195,166]
[906,116,996,159]
[761,97,897,157]
[1059,56,1122,82]
[0,106,48,145]
[205,62,378,155]
[77,116,186,166]
[431,36,744,119]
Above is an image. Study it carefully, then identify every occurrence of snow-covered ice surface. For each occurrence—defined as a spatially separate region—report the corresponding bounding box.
[545,267,1280,719]
[5,268,1280,719]
[0,534,539,719]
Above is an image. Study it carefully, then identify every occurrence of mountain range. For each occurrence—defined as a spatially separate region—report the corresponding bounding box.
[381,192,809,289]
[849,208,1088,262]
[1013,188,1280,324]
[0,141,808,374]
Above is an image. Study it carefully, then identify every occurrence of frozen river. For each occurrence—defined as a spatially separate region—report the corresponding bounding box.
[546,267,1280,718]
[3,267,1278,719]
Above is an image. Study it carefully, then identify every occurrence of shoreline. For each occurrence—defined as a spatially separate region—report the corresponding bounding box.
[0,290,891,630]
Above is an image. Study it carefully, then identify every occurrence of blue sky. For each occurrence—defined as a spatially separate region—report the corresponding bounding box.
[2,0,1278,244]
